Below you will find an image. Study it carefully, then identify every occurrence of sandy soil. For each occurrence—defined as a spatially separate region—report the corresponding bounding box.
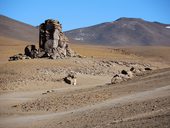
[0,36,170,128]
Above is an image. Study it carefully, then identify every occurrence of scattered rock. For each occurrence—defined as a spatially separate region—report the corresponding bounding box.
[111,64,152,84]
[8,54,26,61]
[130,66,141,74]
[115,61,123,65]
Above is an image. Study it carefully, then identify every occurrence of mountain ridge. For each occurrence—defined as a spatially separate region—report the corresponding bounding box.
[0,15,170,46]
[0,15,38,43]
[65,17,170,46]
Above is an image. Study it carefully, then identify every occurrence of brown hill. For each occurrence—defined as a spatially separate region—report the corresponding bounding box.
[0,15,38,43]
[65,18,170,46]
[1,15,170,46]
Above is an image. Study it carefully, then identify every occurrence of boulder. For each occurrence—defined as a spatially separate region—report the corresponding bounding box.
[64,72,77,85]
[111,74,123,84]
[64,77,77,85]
[111,70,134,84]
[24,45,38,58]
[127,71,133,78]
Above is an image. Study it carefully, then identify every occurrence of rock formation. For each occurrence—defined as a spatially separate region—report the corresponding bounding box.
[38,19,75,59]
[9,19,77,61]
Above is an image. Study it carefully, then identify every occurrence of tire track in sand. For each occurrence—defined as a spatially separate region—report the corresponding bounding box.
[0,85,169,128]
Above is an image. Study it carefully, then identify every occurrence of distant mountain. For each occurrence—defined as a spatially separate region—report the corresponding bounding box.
[65,18,170,46]
[1,15,170,46]
[0,15,38,43]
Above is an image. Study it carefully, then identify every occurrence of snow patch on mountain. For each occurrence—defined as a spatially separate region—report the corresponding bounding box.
[165,26,170,29]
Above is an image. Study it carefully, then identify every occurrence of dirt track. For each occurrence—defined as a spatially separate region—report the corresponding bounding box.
[0,67,170,128]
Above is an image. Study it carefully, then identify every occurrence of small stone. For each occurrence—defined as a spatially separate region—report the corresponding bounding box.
[12,105,18,107]
[121,70,128,75]
[130,67,135,72]
[47,90,53,93]
[111,74,123,84]
[127,71,133,78]
[145,67,152,71]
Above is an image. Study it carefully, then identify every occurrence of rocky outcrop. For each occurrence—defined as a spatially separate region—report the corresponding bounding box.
[38,19,76,59]
[111,66,152,84]
[8,19,79,61]
[111,70,133,84]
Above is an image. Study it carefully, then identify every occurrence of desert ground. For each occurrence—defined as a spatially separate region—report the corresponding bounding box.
[0,36,170,128]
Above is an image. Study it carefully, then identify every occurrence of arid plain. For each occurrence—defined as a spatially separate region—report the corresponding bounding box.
[0,36,170,128]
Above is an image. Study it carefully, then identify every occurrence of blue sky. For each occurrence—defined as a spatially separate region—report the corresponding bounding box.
[0,0,170,31]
